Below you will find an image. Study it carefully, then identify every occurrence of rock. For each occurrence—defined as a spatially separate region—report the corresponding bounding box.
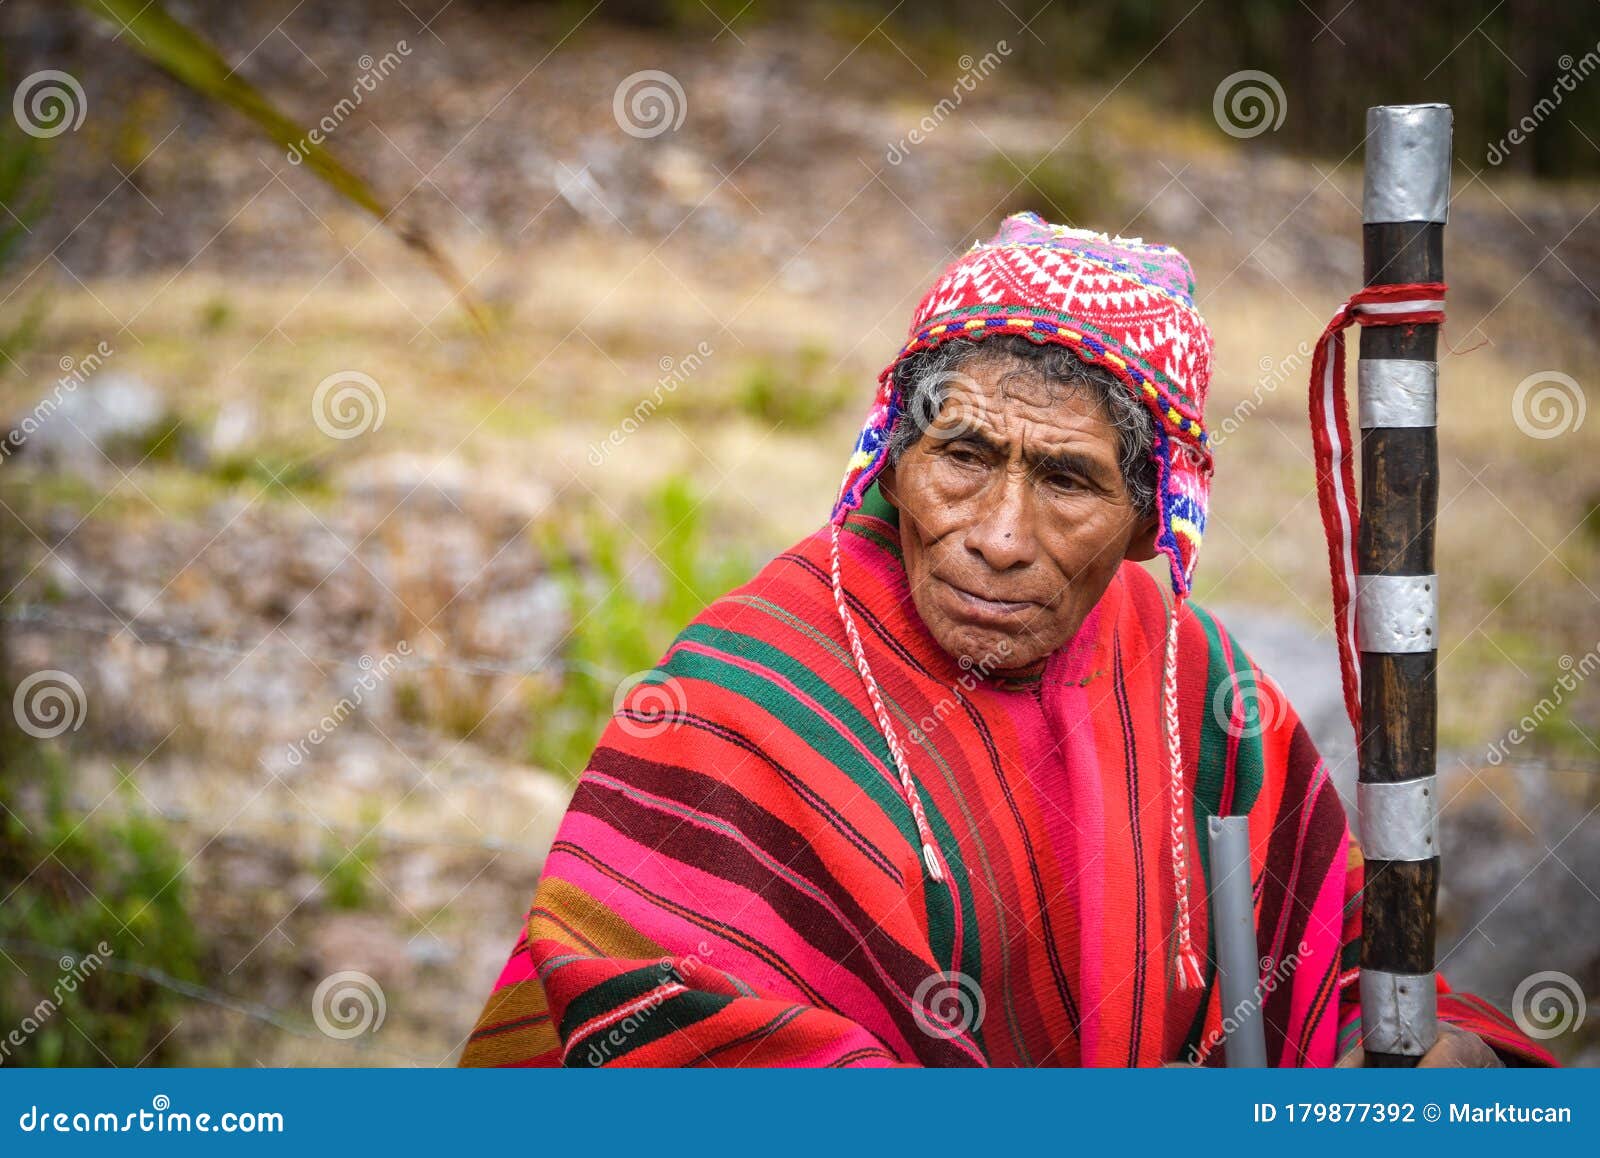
[336,452,552,528]
[208,400,258,460]
[651,145,716,203]
[338,452,474,515]
[406,930,456,968]
[554,162,621,229]
[305,912,414,988]
[392,851,457,914]
[12,372,172,473]
[467,578,567,664]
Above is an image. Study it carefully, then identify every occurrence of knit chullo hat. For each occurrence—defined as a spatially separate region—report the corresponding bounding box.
[827,210,1216,988]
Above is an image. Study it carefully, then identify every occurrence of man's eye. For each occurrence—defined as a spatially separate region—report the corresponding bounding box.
[1043,473,1080,491]
[944,445,985,466]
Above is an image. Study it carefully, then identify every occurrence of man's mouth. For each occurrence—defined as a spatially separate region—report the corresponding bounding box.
[937,576,1040,620]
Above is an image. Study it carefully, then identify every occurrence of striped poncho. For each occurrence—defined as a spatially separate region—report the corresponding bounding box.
[462,489,1553,1067]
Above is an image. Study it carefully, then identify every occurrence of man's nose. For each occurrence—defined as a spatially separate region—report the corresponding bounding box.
[963,469,1038,571]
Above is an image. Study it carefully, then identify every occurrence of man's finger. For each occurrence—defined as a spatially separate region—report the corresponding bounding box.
[1418,1026,1503,1068]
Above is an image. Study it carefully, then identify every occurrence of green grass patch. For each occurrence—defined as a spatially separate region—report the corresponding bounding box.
[0,750,202,1066]
[527,476,754,777]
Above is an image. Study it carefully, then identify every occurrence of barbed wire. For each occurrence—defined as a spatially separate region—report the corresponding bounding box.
[0,937,430,1064]
[3,603,625,683]
[57,794,556,858]
[7,605,1595,779]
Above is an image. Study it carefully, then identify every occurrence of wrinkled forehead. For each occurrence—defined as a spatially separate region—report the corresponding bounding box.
[936,349,1115,426]
[924,361,1122,467]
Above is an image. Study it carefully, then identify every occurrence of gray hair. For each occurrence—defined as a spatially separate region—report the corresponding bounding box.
[884,333,1159,515]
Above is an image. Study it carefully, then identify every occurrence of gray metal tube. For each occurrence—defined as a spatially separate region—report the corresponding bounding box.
[1207,815,1268,1067]
[1363,104,1452,224]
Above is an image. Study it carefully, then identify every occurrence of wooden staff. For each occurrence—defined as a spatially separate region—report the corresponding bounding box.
[1356,103,1452,1067]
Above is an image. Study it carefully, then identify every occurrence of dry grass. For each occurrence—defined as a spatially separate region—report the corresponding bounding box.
[2,29,1594,1061]
[12,194,1594,757]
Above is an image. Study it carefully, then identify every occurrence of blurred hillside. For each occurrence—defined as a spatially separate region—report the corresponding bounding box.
[0,0,1595,1065]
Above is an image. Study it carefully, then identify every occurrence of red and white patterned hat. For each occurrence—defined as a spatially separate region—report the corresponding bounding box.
[834,210,1215,598]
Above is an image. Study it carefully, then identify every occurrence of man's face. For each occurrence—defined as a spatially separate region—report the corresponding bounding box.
[879,355,1159,677]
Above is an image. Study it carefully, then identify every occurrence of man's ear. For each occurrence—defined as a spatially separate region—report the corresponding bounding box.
[1123,509,1161,562]
[877,463,899,509]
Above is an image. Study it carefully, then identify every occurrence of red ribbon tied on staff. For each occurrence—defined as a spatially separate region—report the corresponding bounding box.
[1308,282,1446,740]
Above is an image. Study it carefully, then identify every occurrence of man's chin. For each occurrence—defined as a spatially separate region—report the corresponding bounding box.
[935,622,1042,676]
[909,583,1062,675]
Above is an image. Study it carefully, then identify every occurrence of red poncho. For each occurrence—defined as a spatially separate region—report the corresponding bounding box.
[461,493,1552,1067]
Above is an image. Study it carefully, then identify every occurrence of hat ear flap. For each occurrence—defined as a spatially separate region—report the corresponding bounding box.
[1148,425,1188,597]
[831,371,904,524]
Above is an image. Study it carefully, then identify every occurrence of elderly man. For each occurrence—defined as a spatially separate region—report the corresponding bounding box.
[462,213,1550,1068]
